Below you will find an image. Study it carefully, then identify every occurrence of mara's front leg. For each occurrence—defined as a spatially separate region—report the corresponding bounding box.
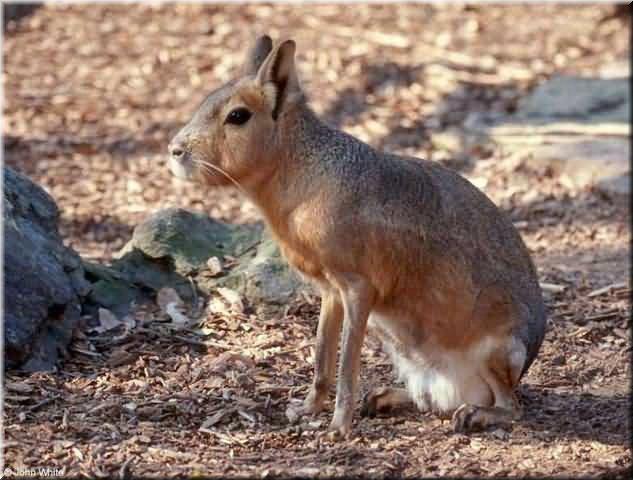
[328,274,376,439]
[287,287,343,421]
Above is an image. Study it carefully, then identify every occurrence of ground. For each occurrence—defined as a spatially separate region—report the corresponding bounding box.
[2,4,631,478]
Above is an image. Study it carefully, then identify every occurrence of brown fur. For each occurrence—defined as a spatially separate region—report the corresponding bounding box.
[168,35,547,438]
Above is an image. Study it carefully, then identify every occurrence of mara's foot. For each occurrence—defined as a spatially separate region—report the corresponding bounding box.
[361,387,412,417]
[286,389,327,423]
[325,408,353,441]
[452,404,518,433]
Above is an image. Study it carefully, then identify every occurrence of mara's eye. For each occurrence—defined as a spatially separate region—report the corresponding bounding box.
[225,107,252,125]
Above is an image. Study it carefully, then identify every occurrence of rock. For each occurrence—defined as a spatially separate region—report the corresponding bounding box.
[82,261,141,319]
[597,174,629,198]
[464,75,629,140]
[3,167,89,371]
[526,139,629,197]
[463,74,630,198]
[517,76,628,123]
[202,232,309,314]
[107,208,308,315]
[81,208,261,316]
[124,208,260,275]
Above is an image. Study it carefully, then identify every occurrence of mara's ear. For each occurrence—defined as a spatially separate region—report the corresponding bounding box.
[242,35,273,76]
[255,39,301,119]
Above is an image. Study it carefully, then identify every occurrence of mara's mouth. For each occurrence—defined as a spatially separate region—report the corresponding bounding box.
[168,153,196,181]
[168,152,226,186]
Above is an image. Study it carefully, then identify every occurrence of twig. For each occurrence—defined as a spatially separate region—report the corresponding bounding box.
[540,282,567,293]
[237,409,257,423]
[70,346,103,357]
[584,309,621,322]
[137,326,230,349]
[235,239,262,257]
[588,282,628,298]
[172,335,209,347]
[119,457,133,480]
[29,396,59,411]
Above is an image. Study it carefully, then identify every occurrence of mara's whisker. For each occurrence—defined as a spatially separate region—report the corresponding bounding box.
[193,159,249,197]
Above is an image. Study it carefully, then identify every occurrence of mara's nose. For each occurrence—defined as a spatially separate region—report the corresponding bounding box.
[169,143,185,158]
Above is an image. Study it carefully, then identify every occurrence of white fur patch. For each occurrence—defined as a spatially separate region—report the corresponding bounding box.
[368,313,507,413]
[508,335,527,384]
[168,156,194,180]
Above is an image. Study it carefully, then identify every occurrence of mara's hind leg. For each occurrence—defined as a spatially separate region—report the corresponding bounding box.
[452,337,526,433]
[361,387,413,417]
[362,316,415,418]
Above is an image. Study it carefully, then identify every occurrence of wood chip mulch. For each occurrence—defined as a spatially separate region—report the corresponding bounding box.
[3,4,631,478]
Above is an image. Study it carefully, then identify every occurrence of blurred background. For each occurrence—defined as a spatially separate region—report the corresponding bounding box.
[3,3,629,262]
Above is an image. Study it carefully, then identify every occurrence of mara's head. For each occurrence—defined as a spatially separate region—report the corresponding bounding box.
[168,35,303,188]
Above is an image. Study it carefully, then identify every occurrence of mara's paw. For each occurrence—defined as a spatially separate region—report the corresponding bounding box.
[285,392,326,424]
[361,387,411,418]
[323,406,354,441]
[452,404,515,433]
[452,404,481,433]
[325,417,353,441]
[361,386,389,418]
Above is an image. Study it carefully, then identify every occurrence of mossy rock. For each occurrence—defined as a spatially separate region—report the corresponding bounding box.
[87,208,309,316]
[200,232,309,314]
[83,261,141,317]
[122,208,261,274]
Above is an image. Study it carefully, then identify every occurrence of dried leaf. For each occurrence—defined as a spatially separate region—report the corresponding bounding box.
[587,282,627,298]
[107,348,135,367]
[156,287,184,312]
[285,404,302,424]
[206,256,223,276]
[166,302,190,327]
[200,409,230,430]
[5,381,34,394]
[89,308,123,333]
[217,287,244,313]
[192,327,215,336]
[157,287,190,327]
[208,351,255,373]
[540,282,567,293]
[207,296,230,315]
[122,315,137,329]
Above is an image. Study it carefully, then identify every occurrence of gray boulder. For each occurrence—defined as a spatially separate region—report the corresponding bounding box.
[201,230,309,314]
[516,76,628,123]
[526,139,630,197]
[464,74,630,198]
[123,207,261,275]
[4,167,89,371]
[96,208,308,316]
